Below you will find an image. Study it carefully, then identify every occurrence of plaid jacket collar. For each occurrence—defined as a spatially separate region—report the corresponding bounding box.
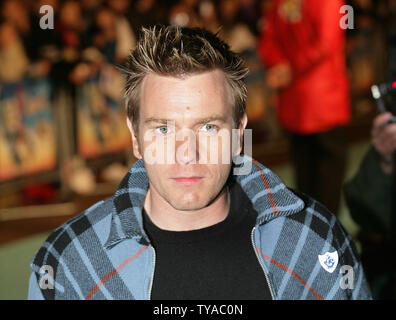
[104,155,305,249]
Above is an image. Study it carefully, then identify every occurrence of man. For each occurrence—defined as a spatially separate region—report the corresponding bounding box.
[345,111,396,298]
[28,26,371,300]
[257,0,350,215]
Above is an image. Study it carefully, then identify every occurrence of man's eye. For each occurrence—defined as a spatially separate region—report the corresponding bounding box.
[155,126,170,134]
[201,124,218,132]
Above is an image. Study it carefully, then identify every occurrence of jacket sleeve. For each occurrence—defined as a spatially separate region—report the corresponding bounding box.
[287,189,373,300]
[27,272,45,300]
[336,223,373,300]
[27,247,69,300]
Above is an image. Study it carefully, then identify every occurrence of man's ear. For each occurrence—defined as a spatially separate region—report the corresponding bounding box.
[127,117,142,159]
[240,112,248,132]
[234,113,248,156]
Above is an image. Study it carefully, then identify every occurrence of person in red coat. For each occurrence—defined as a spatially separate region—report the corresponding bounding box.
[257,0,351,214]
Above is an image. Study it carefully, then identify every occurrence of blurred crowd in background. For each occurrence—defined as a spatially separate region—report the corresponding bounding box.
[0,0,264,86]
[0,0,393,96]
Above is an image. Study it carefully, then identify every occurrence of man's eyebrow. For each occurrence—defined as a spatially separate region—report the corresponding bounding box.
[143,118,170,125]
[194,116,229,124]
[143,116,229,126]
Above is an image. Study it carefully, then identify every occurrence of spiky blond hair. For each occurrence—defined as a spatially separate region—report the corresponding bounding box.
[122,25,249,132]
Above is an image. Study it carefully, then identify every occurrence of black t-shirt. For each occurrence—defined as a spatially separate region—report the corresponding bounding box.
[142,181,272,300]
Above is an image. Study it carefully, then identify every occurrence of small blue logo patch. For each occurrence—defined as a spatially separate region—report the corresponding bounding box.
[318,251,339,273]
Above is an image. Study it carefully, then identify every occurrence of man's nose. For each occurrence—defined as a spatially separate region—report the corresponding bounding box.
[175,130,198,165]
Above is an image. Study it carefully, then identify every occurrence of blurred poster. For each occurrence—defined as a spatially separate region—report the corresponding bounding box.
[244,48,268,123]
[76,64,130,158]
[242,48,283,143]
[0,78,57,181]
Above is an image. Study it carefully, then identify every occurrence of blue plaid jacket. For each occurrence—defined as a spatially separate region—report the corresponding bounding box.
[28,155,372,300]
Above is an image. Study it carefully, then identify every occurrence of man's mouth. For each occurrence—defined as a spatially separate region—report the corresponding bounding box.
[171,177,203,186]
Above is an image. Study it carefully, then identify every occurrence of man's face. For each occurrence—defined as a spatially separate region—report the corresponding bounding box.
[128,69,247,211]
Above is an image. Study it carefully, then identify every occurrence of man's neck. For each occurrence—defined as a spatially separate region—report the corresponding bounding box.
[143,186,230,231]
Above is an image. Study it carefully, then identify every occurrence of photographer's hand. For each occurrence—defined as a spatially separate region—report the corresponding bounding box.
[372,112,396,174]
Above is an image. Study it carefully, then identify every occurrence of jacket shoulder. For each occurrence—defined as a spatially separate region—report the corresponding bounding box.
[29,197,114,283]
[286,188,356,258]
[264,188,372,299]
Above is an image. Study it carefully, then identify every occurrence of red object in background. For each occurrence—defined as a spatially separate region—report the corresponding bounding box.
[257,0,351,134]
[22,184,56,206]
